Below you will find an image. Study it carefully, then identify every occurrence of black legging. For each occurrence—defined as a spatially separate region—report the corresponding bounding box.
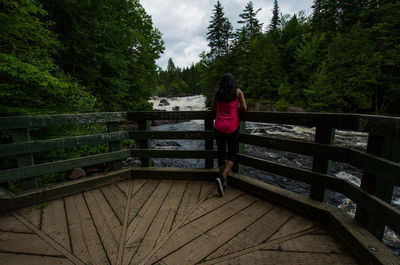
[214,127,239,167]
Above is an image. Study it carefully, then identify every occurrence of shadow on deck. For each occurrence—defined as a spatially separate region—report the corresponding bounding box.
[0,170,361,265]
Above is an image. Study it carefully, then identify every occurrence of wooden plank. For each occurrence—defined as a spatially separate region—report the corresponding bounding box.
[123,180,174,265]
[236,154,345,193]
[127,111,213,121]
[264,229,347,254]
[269,214,316,241]
[198,227,318,265]
[116,179,131,196]
[0,131,129,158]
[131,181,187,264]
[108,122,123,170]
[156,181,187,245]
[131,149,217,159]
[116,179,134,265]
[64,193,109,265]
[17,205,41,229]
[158,200,272,265]
[205,118,214,168]
[84,189,122,264]
[101,184,127,223]
[199,181,215,200]
[41,198,70,251]
[145,194,257,264]
[229,173,331,222]
[137,119,152,167]
[206,205,292,260]
[138,181,216,265]
[0,150,131,183]
[0,214,33,233]
[329,208,400,265]
[0,112,127,130]
[239,133,400,186]
[129,130,213,140]
[211,250,358,265]
[13,213,85,265]
[0,168,132,212]
[127,179,160,225]
[310,126,335,201]
[343,181,400,236]
[0,253,74,265]
[0,231,62,256]
[171,180,201,230]
[184,187,245,224]
[12,128,37,190]
[131,167,219,181]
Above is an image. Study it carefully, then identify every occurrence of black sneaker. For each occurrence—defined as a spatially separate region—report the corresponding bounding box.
[223,178,229,191]
[215,176,224,197]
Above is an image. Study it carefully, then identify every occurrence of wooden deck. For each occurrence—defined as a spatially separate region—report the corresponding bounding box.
[0,178,359,265]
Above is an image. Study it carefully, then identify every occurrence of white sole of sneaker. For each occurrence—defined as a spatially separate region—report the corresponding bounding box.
[215,178,224,197]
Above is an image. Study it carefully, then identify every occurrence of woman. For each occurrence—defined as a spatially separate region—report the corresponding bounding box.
[212,73,247,197]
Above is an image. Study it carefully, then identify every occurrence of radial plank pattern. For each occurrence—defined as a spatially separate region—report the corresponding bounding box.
[0,178,359,265]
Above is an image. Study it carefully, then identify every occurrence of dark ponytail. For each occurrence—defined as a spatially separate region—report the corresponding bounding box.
[215,73,237,102]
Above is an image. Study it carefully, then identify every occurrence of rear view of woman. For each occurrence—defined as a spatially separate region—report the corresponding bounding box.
[213,73,247,197]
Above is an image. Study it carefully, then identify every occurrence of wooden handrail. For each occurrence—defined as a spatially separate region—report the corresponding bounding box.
[0,110,399,242]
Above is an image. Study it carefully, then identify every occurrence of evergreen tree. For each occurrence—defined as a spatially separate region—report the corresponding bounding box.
[206,0,232,59]
[268,0,281,32]
[237,1,263,41]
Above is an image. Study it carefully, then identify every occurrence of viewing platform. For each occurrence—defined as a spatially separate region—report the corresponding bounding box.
[0,111,399,264]
[0,172,362,265]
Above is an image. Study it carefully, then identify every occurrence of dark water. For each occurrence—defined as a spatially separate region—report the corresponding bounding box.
[130,119,399,257]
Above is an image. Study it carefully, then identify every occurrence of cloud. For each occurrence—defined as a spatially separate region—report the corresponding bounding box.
[141,0,313,69]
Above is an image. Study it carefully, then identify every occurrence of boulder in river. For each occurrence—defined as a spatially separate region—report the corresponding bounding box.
[159,98,170,106]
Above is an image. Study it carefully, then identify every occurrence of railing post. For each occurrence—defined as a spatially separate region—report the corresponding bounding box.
[12,128,37,190]
[355,133,399,240]
[107,122,122,170]
[138,119,152,167]
[309,126,335,202]
[204,116,214,169]
[233,121,245,174]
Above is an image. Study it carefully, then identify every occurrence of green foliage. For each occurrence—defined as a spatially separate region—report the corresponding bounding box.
[306,24,379,112]
[41,0,164,111]
[155,59,201,97]
[192,0,400,114]
[0,0,97,116]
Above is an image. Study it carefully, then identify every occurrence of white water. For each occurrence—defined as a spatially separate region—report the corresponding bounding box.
[149,95,207,111]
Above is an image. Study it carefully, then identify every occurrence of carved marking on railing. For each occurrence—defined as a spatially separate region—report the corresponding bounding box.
[358,118,368,131]
[159,112,184,120]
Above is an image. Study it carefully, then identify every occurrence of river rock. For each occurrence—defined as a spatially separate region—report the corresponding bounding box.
[159,98,170,106]
[172,106,180,111]
[68,168,86,180]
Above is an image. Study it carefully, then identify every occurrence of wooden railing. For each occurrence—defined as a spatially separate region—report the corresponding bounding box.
[0,111,399,243]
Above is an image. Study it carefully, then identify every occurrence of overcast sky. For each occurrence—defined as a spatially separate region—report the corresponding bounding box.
[141,0,314,69]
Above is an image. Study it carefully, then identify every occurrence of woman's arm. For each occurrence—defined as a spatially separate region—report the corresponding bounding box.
[237,89,247,111]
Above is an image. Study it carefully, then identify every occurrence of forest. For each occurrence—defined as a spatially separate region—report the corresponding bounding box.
[156,0,400,114]
[1,0,399,116]
[0,0,164,116]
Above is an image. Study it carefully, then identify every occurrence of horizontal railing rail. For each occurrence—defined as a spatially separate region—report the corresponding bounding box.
[0,110,399,243]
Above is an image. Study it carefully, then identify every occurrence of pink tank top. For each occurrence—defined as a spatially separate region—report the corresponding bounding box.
[215,98,239,134]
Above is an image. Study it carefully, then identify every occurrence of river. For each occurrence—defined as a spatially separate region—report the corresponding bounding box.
[147,95,400,256]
